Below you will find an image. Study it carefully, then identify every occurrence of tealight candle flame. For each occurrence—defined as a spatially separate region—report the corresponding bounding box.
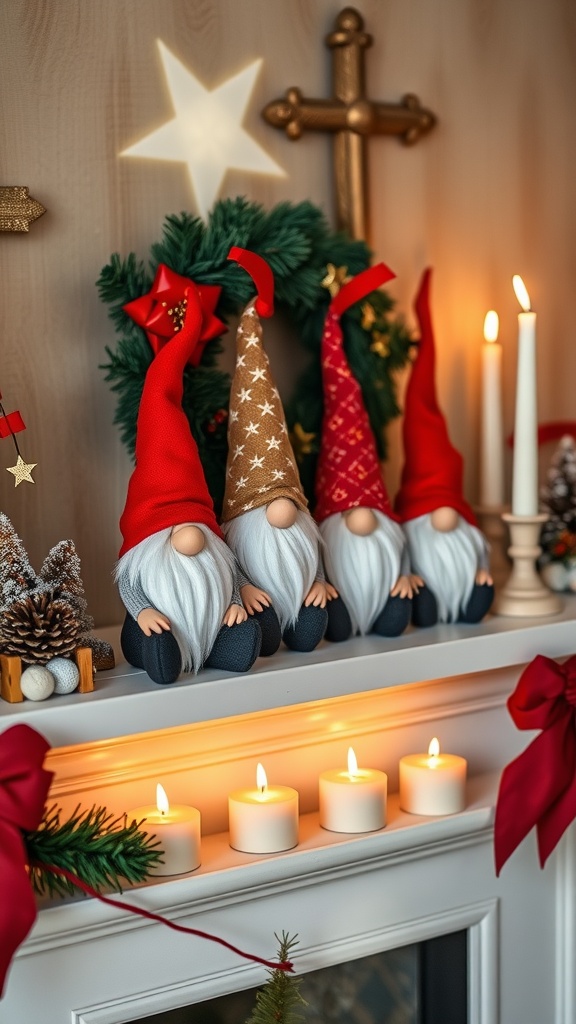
[428,737,440,758]
[347,746,359,777]
[513,275,531,312]
[483,310,499,343]
[256,762,268,793]
[156,783,169,815]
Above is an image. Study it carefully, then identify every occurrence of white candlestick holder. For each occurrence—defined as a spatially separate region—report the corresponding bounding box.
[493,512,563,617]
[475,504,510,586]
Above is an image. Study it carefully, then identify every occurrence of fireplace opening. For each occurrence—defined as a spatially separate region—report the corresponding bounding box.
[135,931,467,1024]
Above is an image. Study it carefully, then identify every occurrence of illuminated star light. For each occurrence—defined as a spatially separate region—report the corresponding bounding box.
[121,42,285,222]
[6,455,37,486]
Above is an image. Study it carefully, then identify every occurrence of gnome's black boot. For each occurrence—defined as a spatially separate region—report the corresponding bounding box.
[205,616,262,673]
[121,614,182,685]
[459,582,495,624]
[325,595,353,643]
[372,594,411,637]
[411,585,438,628]
[251,603,282,657]
[283,603,328,652]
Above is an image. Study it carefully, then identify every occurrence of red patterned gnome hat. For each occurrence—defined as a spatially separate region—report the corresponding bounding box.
[394,268,476,526]
[220,247,308,524]
[315,264,399,524]
[119,285,222,557]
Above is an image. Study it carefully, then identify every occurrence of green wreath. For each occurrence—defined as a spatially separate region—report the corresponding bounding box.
[97,197,412,515]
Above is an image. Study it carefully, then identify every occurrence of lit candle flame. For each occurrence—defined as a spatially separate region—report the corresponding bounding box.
[347,746,359,777]
[483,310,499,343]
[428,737,440,758]
[512,275,531,312]
[156,783,169,815]
[256,762,267,793]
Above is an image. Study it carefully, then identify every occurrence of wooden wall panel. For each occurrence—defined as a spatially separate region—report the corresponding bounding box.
[0,0,574,624]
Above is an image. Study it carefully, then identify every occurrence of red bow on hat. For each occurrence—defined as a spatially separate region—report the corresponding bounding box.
[124,264,227,366]
[494,654,576,873]
[0,724,53,996]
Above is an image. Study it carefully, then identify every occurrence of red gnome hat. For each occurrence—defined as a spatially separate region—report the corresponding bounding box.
[119,285,222,557]
[394,268,476,526]
[314,263,398,524]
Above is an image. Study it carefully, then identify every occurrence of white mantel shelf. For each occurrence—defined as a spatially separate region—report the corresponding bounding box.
[27,773,498,955]
[2,598,576,746]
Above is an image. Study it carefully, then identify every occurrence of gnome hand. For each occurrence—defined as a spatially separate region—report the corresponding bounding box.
[241,584,272,614]
[475,568,493,586]
[304,581,332,608]
[325,582,339,601]
[223,603,248,627]
[391,574,424,599]
[137,608,172,635]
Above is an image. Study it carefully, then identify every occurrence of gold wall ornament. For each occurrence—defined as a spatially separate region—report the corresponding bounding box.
[262,7,436,242]
[0,186,46,232]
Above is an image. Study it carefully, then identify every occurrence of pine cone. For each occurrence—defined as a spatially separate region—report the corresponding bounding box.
[0,590,81,664]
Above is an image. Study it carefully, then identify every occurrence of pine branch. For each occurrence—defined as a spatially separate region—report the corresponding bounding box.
[245,933,306,1024]
[25,804,163,898]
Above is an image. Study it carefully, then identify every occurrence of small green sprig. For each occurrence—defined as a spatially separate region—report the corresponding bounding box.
[245,932,307,1024]
[25,804,163,898]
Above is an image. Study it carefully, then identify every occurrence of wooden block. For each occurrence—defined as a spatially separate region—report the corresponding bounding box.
[0,653,23,703]
[74,646,94,693]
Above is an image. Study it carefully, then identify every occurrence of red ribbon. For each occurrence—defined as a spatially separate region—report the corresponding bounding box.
[227,247,275,318]
[38,864,293,974]
[124,264,227,366]
[330,262,396,317]
[494,654,576,873]
[0,724,53,997]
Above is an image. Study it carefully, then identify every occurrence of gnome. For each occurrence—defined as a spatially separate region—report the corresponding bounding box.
[315,263,422,642]
[395,269,494,626]
[115,283,261,685]
[221,247,335,654]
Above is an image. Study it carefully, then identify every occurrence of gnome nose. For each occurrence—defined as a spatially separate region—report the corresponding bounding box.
[266,498,298,529]
[345,507,378,536]
[171,524,206,556]
[430,506,459,533]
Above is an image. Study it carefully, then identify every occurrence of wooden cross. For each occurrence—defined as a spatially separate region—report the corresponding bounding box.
[262,7,436,242]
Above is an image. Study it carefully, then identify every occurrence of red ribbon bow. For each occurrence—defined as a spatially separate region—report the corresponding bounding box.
[123,264,227,366]
[0,724,53,996]
[494,654,576,873]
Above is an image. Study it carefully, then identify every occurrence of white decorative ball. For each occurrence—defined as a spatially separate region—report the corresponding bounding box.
[45,657,80,694]
[21,665,55,702]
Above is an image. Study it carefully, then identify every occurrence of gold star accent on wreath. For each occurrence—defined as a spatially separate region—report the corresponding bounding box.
[289,422,316,463]
[361,302,377,330]
[370,331,390,358]
[6,455,37,486]
[321,263,350,298]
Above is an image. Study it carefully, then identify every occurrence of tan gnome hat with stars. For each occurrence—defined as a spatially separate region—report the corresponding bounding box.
[221,247,308,524]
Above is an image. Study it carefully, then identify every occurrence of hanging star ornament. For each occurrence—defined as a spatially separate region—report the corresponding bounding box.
[121,42,285,222]
[321,264,350,299]
[6,455,37,487]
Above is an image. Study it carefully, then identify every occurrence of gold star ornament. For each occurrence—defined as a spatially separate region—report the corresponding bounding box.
[289,422,316,463]
[321,263,350,298]
[6,456,37,486]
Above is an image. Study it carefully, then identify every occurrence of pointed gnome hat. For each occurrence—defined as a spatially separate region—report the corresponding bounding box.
[220,247,308,524]
[394,269,476,525]
[119,285,222,557]
[314,263,399,524]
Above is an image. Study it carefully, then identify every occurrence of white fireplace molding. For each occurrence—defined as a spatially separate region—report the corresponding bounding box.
[3,607,576,1022]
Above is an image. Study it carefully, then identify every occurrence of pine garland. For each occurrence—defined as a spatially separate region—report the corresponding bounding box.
[98,198,413,513]
[245,932,306,1024]
[25,804,163,898]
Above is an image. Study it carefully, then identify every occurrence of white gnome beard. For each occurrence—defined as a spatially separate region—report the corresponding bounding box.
[223,506,319,630]
[320,510,405,635]
[403,514,487,623]
[117,526,235,673]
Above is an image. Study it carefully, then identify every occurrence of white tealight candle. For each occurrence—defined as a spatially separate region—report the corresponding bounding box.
[480,310,504,508]
[129,783,201,876]
[228,763,299,854]
[511,275,538,516]
[319,747,387,833]
[399,738,467,816]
